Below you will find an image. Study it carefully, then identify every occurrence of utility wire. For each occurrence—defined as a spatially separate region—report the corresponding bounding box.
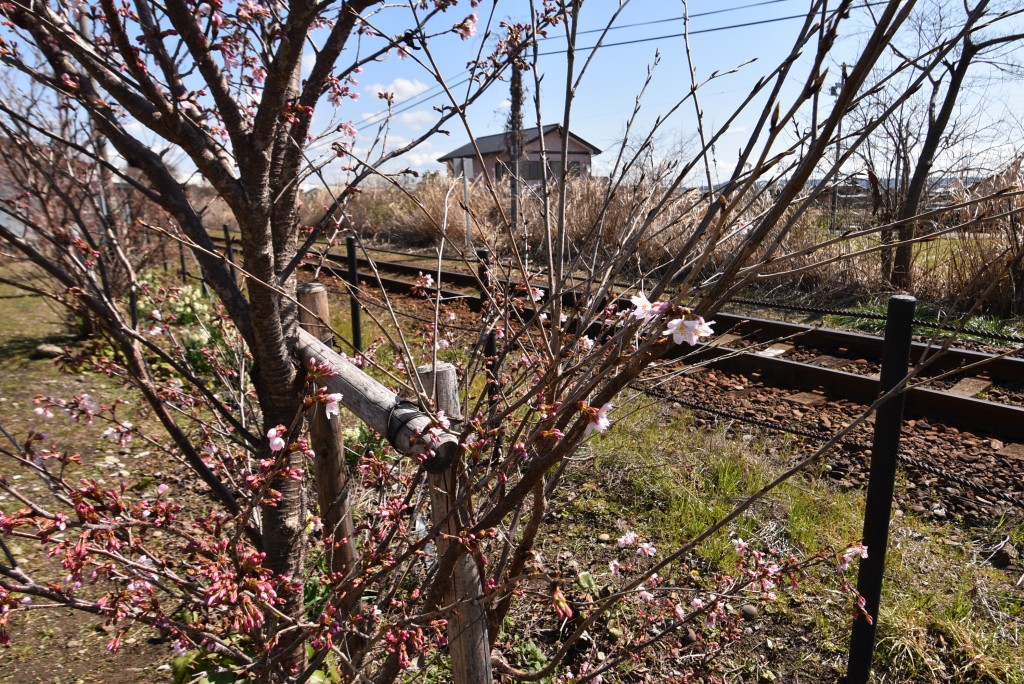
[536,13,809,55]
[356,4,835,131]
[537,0,801,40]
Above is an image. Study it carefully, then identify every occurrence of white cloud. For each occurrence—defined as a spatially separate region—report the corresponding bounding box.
[367,77,429,101]
[398,110,434,129]
[497,99,511,110]
[402,150,442,170]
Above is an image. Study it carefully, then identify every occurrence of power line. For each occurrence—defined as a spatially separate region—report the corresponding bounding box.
[355,2,875,133]
[538,0,801,40]
[537,12,809,55]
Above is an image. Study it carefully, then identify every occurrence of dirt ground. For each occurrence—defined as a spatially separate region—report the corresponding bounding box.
[0,286,173,683]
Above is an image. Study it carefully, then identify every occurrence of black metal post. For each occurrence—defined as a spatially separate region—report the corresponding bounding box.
[846,294,916,683]
[476,248,491,302]
[178,239,187,283]
[346,235,362,352]
[484,328,498,401]
[222,224,237,282]
[484,328,503,467]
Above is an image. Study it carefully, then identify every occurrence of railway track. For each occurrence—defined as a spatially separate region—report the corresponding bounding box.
[208,237,1024,518]
[292,246,1024,443]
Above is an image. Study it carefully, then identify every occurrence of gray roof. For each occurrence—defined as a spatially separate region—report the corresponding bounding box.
[437,124,602,162]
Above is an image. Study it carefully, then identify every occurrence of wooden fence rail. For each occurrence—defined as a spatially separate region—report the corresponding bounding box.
[293,329,460,464]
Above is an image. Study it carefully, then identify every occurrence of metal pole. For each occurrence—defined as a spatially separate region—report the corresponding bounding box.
[346,235,362,352]
[484,328,503,467]
[476,248,491,302]
[846,294,916,683]
[463,170,472,253]
[222,224,237,282]
[178,239,187,284]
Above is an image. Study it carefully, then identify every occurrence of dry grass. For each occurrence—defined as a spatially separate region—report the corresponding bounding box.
[210,158,1024,315]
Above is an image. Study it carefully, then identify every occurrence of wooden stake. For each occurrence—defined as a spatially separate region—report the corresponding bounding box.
[297,283,355,576]
[417,362,493,684]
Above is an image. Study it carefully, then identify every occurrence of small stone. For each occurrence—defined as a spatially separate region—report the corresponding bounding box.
[597,533,611,543]
[683,627,698,645]
[989,544,1019,569]
[787,391,827,407]
[32,343,64,359]
[740,604,758,620]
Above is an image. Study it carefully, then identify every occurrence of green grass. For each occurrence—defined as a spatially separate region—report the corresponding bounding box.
[578,406,864,568]
[546,404,1024,682]
[824,301,1024,344]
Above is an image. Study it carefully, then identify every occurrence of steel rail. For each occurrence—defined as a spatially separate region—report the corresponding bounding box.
[206,237,1024,440]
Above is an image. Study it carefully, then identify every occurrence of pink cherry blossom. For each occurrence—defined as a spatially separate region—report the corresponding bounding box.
[324,392,343,419]
[637,541,657,558]
[839,542,869,571]
[630,293,666,322]
[267,426,287,452]
[617,531,638,548]
[453,12,477,40]
[664,316,715,345]
[608,559,621,575]
[585,402,614,436]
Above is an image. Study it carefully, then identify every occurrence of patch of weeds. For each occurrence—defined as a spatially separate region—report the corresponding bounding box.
[581,406,863,570]
[871,516,1024,683]
[824,300,1024,343]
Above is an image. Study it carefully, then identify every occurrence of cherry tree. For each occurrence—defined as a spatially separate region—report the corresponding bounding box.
[0,0,1018,682]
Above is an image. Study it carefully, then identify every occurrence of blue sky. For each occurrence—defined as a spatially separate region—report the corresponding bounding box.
[316,0,839,180]
[93,0,1021,186]
[299,0,1023,186]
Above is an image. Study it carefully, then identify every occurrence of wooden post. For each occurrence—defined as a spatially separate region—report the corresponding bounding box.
[297,283,355,576]
[297,282,333,346]
[416,362,493,684]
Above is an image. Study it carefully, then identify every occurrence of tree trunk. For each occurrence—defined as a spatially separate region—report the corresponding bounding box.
[891,18,983,290]
[237,212,307,679]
